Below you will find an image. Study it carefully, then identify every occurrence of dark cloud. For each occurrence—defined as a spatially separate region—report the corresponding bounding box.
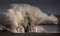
[0,0,60,15]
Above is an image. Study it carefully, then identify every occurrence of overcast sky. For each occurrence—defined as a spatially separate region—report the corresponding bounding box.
[0,0,60,15]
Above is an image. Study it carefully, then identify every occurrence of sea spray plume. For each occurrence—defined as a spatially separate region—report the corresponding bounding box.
[0,3,58,33]
[35,14,58,25]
